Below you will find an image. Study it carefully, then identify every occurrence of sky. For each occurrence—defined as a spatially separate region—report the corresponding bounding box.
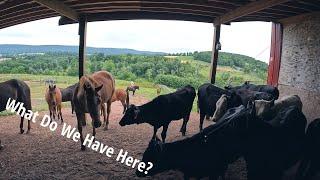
[0,17,272,62]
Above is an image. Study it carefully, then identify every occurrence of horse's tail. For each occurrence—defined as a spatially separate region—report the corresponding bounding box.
[126,88,130,108]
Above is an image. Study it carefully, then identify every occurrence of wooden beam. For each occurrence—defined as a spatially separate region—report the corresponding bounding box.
[214,0,290,24]
[78,15,87,79]
[209,24,221,84]
[33,0,78,21]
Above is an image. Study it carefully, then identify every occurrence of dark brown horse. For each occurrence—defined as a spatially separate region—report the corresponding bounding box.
[73,71,115,150]
[126,85,139,96]
[0,79,32,134]
[111,88,129,114]
[61,83,78,114]
[45,84,63,123]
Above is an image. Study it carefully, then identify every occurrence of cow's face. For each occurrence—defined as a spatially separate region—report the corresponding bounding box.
[254,92,274,101]
[136,138,163,177]
[84,84,103,128]
[254,99,274,118]
[119,104,140,126]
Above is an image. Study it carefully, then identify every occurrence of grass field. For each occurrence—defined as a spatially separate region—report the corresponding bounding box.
[0,74,175,116]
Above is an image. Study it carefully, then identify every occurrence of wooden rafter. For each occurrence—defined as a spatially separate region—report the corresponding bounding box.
[214,0,290,24]
[33,0,79,21]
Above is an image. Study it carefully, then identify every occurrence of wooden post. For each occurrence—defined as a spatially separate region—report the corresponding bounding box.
[209,24,221,84]
[267,22,283,86]
[78,15,87,79]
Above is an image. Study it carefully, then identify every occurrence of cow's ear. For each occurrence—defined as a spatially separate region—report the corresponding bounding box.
[247,100,256,118]
[134,107,140,120]
[95,84,103,92]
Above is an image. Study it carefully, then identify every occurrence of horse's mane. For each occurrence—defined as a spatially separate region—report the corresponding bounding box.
[77,75,99,99]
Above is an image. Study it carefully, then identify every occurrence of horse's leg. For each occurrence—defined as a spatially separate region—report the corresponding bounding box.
[180,114,190,136]
[59,104,63,123]
[161,124,169,143]
[76,113,86,151]
[20,117,24,134]
[49,106,53,123]
[101,103,107,130]
[27,117,31,133]
[71,101,74,114]
[121,100,126,114]
[105,101,112,130]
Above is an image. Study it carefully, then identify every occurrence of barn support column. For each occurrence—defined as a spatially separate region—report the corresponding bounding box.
[209,24,221,84]
[78,15,87,79]
[267,22,283,86]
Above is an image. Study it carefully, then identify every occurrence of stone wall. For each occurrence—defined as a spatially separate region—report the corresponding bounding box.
[278,12,320,123]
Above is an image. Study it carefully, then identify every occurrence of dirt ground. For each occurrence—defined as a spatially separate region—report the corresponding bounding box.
[0,95,247,180]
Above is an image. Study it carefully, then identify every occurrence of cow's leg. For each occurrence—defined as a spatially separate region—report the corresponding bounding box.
[180,114,190,136]
[152,127,158,140]
[76,113,86,151]
[199,112,205,131]
[132,90,135,96]
[20,117,24,134]
[161,124,169,143]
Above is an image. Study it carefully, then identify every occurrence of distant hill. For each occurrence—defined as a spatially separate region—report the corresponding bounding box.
[192,51,268,72]
[0,44,165,55]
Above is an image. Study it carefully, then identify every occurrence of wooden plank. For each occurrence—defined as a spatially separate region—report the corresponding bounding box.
[33,0,78,21]
[78,15,87,79]
[214,0,290,24]
[209,24,221,84]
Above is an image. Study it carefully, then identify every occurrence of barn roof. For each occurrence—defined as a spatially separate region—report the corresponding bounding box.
[1,0,320,29]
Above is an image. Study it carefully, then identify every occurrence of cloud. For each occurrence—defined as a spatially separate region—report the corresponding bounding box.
[0,17,271,62]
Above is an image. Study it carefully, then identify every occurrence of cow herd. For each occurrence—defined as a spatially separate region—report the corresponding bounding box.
[0,70,320,180]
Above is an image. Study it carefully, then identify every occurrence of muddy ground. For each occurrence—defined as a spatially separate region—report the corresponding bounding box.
[0,96,246,180]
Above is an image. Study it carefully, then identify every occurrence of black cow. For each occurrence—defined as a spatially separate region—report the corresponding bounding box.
[197,83,242,130]
[61,83,78,114]
[137,104,256,180]
[296,118,320,180]
[245,105,307,180]
[225,81,279,100]
[119,85,196,142]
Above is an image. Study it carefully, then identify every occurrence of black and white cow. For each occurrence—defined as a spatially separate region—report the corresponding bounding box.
[119,85,196,142]
[197,83,242,130]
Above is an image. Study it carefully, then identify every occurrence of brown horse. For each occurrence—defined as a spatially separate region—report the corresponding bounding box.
[111,88,129,114]
[0,79,32,134]
[45,84,63,123]
[73,71,115,150]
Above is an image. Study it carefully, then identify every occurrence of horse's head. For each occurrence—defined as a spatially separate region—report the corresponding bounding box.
[119,104,140,126]
[81,78,103,128]
[48,84,57,106]
[136,137,163,177]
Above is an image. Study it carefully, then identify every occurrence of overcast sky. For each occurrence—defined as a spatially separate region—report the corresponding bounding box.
[0,17,271,62]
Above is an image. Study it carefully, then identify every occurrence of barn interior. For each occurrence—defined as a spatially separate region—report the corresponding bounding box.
[1,0,319,122]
